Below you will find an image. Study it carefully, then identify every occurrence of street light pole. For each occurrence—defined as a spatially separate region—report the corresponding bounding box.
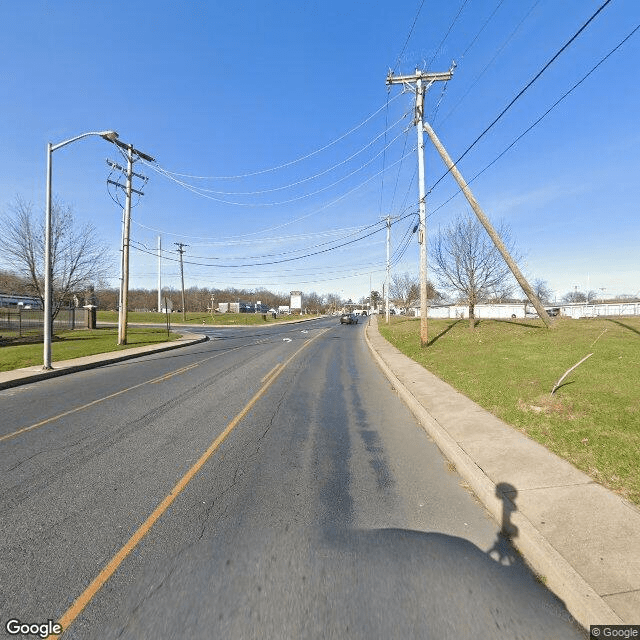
[43,130,119,370]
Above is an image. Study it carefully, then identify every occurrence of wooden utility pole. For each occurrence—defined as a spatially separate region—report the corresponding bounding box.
[387,66,455,345]
[423,121,553,327]
[108,141,154,345]
[175,242,188,322]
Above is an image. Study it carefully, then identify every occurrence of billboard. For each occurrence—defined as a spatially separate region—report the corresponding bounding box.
[290,291,302,311]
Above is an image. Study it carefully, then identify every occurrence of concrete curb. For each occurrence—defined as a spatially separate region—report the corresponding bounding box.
[0,332,209,391]
[364,317,625,630]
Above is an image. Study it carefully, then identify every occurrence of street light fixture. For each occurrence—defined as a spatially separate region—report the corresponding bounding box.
[43,130,119,369]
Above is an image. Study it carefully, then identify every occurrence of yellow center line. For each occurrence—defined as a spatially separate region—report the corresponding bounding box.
[151,362,200,383]
[260,361,282,384]
[52,327,327,638]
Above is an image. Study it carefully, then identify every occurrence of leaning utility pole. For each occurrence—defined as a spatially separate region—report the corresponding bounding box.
[422,121,553,328]
[175,242,188,322]
[387,66,455,345]
[107,140,155,345]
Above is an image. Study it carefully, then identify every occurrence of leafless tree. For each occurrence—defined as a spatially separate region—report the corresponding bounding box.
[0,197,112,322]
[533,279,553,304]
[389,272,440,314]
[304,291,324,314]
[430,212,519,329]
[389,272,419,314]
[561,289,599,304]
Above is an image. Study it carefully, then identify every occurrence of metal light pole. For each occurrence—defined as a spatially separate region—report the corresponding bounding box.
[44,130,119,369]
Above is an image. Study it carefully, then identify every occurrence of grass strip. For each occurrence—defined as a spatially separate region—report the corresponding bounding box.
[97,311,299,326]
[379,316,640,505]
[0,328,180,372]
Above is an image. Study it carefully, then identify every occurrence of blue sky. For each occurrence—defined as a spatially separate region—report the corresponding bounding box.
[1,0,638,303]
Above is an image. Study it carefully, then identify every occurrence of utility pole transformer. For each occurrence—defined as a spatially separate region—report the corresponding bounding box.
[387,66,455,345]
[175,242,188,322]
[422,121,553,328]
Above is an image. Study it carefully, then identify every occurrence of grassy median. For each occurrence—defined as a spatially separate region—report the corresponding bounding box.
[379,316,640,505]
[97,311,300,325]
[0,327,180,372]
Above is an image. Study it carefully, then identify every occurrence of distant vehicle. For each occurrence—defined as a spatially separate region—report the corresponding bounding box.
[340,313,358,325]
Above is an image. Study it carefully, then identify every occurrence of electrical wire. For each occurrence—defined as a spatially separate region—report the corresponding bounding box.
[171,219,388,261]
[392,0,427,73]
[131,211,416,269]
[438,0,541,126]
[426,0,470,71]
[148,112,408,198]
[149,129,408,207]
[146,93,404,181]
[130,147,417,243]
[148,122,408,203]
[428,20,640,217]
[427,0,614,196]
[457,0,505,62]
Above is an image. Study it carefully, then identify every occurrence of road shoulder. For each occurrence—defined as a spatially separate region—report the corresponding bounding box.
[365,314,639,628]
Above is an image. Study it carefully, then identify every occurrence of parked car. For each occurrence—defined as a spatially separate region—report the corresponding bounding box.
[340,313,358,325]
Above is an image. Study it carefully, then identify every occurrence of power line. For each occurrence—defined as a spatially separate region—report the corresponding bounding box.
[392,0,427,72]
[428,0,614,196]
[428,19,640,216]
[457,0,505,61]
[172,219,388,261]
[131,212,416,269]
[426,0,470,71]
[148,126,408,205]
[438,0,541,126]
[131,147,417,244]
[149,112,408,198]
[146,93,403,181]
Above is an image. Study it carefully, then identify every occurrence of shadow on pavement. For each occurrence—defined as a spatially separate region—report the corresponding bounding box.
[314,481,586,639]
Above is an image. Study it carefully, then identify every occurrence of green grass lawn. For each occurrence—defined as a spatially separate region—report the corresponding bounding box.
[0,327,179,372]
[97,311,303,325]
[379,316,640,505]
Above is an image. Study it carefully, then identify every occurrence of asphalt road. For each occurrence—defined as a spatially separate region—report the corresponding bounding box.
[0,317,586,639]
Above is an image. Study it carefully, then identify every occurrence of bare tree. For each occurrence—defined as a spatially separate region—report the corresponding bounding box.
[325,292,342,314]
[0,197,112,322]
[533,278,553,304]
[562,290,586,303]
[304,291,324,314]
[389,272,418,314]
[389,273,440,314]
[430,212,519,329]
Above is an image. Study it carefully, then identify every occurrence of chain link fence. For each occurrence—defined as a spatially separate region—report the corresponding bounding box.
[0,308,89,344]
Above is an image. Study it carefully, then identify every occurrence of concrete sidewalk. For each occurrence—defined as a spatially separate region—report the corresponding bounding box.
[365,315,639,629]
[0,331,208,390]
